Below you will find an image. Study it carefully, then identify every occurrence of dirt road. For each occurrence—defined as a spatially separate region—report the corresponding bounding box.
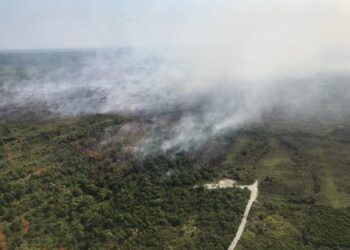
[203,179,259,250]
[228,180,258,250]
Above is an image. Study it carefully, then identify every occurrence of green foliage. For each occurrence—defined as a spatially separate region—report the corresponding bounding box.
[231,123,350,249]
[0,116,248,249]
[1,116,349,249]
[305,207,350,248]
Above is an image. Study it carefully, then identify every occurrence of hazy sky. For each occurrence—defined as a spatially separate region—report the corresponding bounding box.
[0,0,215,50]
[0,0,350,52]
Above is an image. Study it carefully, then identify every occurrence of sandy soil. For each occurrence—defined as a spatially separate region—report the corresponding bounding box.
[204,178,237,189]
[228,180,258,250]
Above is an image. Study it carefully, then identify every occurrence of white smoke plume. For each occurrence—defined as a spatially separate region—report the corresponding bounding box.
[1,0,350,152]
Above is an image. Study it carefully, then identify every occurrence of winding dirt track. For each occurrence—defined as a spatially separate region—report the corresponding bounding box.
[204,179,259,250]
[228,180,258,250]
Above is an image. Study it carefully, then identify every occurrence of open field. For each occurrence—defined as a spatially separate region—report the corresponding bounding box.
[223,122,350,249]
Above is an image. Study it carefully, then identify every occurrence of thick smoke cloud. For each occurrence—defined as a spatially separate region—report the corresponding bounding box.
[1,50,349,153]
[0,0,350,152]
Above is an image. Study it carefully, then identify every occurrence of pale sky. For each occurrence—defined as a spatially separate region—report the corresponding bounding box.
[0,0,349,53]
[0,0,217,50]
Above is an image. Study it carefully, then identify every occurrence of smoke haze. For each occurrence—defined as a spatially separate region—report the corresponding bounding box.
[0,0,350,152]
